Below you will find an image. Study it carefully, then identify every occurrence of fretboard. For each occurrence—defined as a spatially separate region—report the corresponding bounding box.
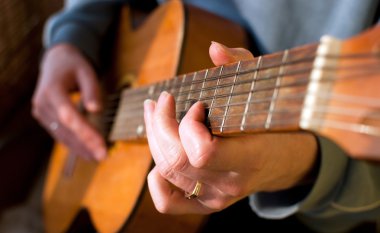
[109,43,320,141]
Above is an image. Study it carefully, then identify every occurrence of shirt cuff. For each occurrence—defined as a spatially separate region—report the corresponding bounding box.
[249,184,312,219]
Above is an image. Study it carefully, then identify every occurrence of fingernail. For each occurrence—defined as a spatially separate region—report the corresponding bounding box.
[144,99,154,110]
[211,41,227,49]
[144,98,153,105]
[210,41,235,59]
[160,91,169,98]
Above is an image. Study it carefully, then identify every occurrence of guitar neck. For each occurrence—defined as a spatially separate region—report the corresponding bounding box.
[109,43,320,141]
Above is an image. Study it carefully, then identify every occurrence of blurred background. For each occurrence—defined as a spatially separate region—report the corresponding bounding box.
[0,0,62,232]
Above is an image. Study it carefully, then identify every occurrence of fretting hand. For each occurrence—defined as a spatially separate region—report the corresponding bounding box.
[143,42,319,214]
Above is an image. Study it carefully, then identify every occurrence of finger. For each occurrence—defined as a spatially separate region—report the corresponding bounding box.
[178,102,215,168]
[35,104,96,161]
[150,92,189,169]
[144,97,191,184]
[179,102,252,171]
[144,97,237,197]
[147,167,213,214]
[209,41,254,66]
[144,96,215,194]
[76,63,102,113]
[50,87,107,160]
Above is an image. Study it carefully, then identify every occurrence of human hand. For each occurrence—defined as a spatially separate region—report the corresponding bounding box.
[32,44,107,161]
[143,42,318,214]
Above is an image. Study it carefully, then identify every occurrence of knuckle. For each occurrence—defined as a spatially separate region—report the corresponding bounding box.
[159,159,188,182]
[207,199,229,212]
[166,146,189,172]
[57,105,73,126]
[159,166,176,181]
[221,177,246,197]
[154,200,171,214]
[189,146,213,169]
[226,185,245,197]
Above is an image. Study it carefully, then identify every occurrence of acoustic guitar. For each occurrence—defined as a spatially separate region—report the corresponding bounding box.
[43,1,247,233]
[42,0,380,232]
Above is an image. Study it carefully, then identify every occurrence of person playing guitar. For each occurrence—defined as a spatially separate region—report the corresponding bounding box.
[32,0,380,232]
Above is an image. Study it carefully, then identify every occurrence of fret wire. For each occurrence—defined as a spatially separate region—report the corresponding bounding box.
[177,74,187,106]
[181,77,309,105]
[164,65,379,108]
[114,102,380,134]
[110,50,380,139]
[208,65,224,118]
[212,112,302,129]
[174,65,312,99]
[111,120,380,139]
[148,83,156,98]
[118,66,312,110]
[199,69,209,100]
[209,106,380,130]
[113,62,379,107]
[265,50,289,129]
[157,52,318,93]
[207,91,305,113]
[211,106,303,120]
[173,53,312,93]
[110,58,380,137]
[113,87,380,125]
[171,75,179,95]
[115,91,307,122]
[171,77,180,120]
[119,67,374,117]
[109,52,378,105]
[185,72,197,110]
[208,103,380,121]
[110,101,380,133]
[118,76,311,115]
[164,79,170,94]
[153,52,378,96]
[241,56,262,131]
[113,99,380,138]
[220,61,241,132]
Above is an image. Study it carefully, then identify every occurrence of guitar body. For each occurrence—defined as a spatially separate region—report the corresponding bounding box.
[42,1,248,233]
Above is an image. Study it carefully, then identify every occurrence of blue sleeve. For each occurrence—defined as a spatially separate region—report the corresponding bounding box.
[43,0,125,66]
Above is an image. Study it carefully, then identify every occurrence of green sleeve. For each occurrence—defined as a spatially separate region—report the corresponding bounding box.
[298,136,380,232]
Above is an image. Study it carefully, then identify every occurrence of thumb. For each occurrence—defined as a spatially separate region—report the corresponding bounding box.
[209,41,254,66]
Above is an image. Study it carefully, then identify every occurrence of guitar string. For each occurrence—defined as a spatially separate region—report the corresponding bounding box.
[110,116,380,139]
[104,65,380,120]
[109,89,380,137]
[110,114,380,138]
[111,94,380,124]
[113,62,380,111]
[101,51,380,137]
[106,51,379,102]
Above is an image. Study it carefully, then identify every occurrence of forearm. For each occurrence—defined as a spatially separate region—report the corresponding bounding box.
[43,0,125,66]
